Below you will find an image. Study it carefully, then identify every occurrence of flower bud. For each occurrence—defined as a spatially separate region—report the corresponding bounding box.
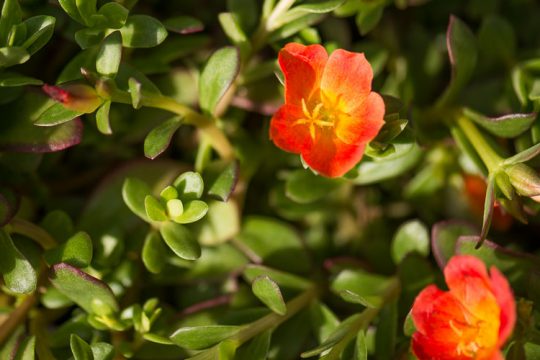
[42,83,102,114]
[505,163,540,199]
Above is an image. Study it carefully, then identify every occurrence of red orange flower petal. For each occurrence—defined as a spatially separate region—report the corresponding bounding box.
[489,267,516,345]
[335,92,385,145]
[269,104,313,153]
[411,255,515,360]
[278,43,327,106]
[301,135,365,178]
[321,49,373,112]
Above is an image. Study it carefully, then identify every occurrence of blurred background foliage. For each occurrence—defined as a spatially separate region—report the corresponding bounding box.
[2,0,540,359]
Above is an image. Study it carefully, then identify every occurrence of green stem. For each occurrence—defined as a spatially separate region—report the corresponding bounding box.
[321,277,400,359]
[190,286,318,359]
[233,286,317,344]
[8,218,57,250]
[456,115,503,172]
[111,91,235,161]
[0,293,37,346]
[266,0,296,31]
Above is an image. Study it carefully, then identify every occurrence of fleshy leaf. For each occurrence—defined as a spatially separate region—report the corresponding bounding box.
[438,16,478,105]
[120,15,168,48]
[0,92,82,152]
[144,195,168,222]
[170,200,208,224]
[174,171,204,200]
[163,16,204,34]
[70,334,93,360]
[144,116,182,159]
[464,108,536,138]
[205,160,239,202]
[391,219,429,264]
[252,275,287,315]
[199,46,240,115]
[44,231,93,268]
[49,263,119,315]
[122,177,152,222]
[96,31,122,77]
[142,232,167,274]
[159,221,201,260]
[0,229,37,294]
[170,325,242,350]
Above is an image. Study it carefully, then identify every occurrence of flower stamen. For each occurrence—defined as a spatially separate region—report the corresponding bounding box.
[294,98,335,140]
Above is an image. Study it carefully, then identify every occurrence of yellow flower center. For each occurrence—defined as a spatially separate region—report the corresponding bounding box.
[448,308,499,359]
[293,93,349,141]
[293,98,334,140]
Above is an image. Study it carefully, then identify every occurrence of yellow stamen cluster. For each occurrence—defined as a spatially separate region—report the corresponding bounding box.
[293,98,335,140]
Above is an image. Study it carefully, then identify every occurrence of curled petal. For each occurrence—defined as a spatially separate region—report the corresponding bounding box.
[321,49,373,112]
[336,92,385,145]
[444,255,494,309]
[301,134,365,178]
[412,286,469,343]
[270,104,313,154]
[279,43,328,106]
[489,266,516,346]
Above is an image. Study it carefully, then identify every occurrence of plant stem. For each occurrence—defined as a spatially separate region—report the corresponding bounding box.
[320,277,400,359]
[143,95,235,160]
[8,218,57,250]
[233,286,318,344]
[0,294,37,346]
[190,286,318,359]
[266,0,296,32]
[111,91,235,161]
[456,115,503,172]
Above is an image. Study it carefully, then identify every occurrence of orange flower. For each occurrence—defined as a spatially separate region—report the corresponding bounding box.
[411,255,515,360]
[270,43,385,178]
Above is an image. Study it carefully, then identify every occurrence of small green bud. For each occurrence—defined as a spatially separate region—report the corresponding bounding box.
[166,199,184,219]
[506,163,540,198]
[43,83,103,113]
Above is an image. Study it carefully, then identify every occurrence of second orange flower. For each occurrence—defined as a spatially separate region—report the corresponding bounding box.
[270,43,385,178]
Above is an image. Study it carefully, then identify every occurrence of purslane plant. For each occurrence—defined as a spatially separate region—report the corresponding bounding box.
[1,0,540,359]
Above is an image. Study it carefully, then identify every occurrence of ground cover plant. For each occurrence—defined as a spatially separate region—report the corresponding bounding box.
[1,0,540,358]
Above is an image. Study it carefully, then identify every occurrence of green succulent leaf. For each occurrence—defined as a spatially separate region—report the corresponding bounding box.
[391,219,429,264]
[170,325,242,350]
[144,116,182,159]
[142,231,167,274]
[205,160,239,202]
[252,275,287,315]
[199,46,240,115]
[464,108,536,138]
[21,15,56,55]
[164,15,204,34]
[44,231,93,268]
[438,15,478,105]
[49,263,119,316]
[0,229,37,294]
[96,31,122,77]
[0,0,22,45]
[174,171,204,200]
[120,15,168,48]
[122,177,152,222]
[70,334,93,360]
[160,221,201,260]
[0,46,29,67]
[144,195,168,222]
